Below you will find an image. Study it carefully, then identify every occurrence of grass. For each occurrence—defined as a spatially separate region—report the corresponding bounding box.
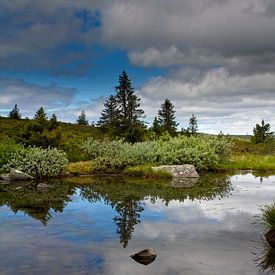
[123,164,172,178]
[259,203,275,230]
[66,161,94,176]
[214,154,275,171]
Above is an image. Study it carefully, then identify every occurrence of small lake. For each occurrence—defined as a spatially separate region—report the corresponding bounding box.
[0,173,275,274]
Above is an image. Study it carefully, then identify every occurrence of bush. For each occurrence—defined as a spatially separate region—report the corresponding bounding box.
[2,147,68,178]
[260,203,275,230]
[0,140,24,168]
[80,135,232,172]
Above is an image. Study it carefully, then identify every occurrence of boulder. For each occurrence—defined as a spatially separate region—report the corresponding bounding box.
[8,169,33,181]
[265,230,275,248]
[152,164,199,178]
[130,249,156,265]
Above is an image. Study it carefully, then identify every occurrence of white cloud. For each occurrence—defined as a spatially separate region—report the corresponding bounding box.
[138,68,275,134]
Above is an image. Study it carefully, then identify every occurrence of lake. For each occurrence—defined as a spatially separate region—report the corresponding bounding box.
[0,172,275,274]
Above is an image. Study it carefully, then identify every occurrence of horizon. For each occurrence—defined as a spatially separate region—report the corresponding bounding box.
[0,0,275,135]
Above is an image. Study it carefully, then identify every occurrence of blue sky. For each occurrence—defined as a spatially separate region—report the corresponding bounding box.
[0,0,275,134]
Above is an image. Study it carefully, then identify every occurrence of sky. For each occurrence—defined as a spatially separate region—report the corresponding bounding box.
[0,0,275,134]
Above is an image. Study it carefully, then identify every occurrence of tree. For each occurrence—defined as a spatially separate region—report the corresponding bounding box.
[116,71,144,131]
[251,119,273,144]
[157,99,178,135]
[17,107,61,148]
[151,116,162,136]
[187,114,198,136]
[77,110,89,126]
[97,95,119,132]
[9,104,21,119]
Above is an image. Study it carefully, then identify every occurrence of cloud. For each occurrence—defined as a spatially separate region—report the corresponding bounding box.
[138,67,275,134]
[0,0,103,75]
[0,78,75,116]
[101,0,275,75]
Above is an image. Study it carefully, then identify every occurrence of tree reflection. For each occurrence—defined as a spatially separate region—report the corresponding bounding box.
[78,173,232,247]
[113,197,145,248]
[0,173,232,247]
[0,181,75,225]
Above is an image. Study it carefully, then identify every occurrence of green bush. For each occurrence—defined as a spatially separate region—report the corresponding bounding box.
[260,203,275,230]
[80,135,232,172]
[2,147,68,178]
[0,140,24,168]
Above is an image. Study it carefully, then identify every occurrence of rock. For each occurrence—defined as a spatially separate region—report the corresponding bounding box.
[265,230,275,248]
[152,164,199,178]
[37,183,53,191]
[8,169,33,181]
[130,249,156,265]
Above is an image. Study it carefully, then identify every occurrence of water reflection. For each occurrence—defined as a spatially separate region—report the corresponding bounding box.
[0,174,231,246]
[0,181,75,225]
[1,173,275,274]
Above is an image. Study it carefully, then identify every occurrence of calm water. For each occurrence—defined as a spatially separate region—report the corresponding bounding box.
[0,173,275,274]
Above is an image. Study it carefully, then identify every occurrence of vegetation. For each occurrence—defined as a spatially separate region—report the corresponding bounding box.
[157,98,178,136]
[9,104,21,120]
[80,135,232,172]
[1,146,68,179]
[97,71,145,142]
[259,203,275,230]
[215,154,275,171]
[77,110,89,126]
[252,120,273,144]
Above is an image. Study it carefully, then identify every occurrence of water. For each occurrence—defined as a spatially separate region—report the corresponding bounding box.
[0,173,275,274]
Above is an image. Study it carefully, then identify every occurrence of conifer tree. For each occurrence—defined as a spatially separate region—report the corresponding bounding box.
[187,114,198,136]
[115,71,144,130]
[97,95,119,131]
[157,99,178,135]
[9,104,21,119]
[251,120,273,144]
[77,110,89,126]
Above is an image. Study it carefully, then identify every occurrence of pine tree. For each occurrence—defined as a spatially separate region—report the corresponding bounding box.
[157,99,178,135]
[77,110,89,126]
[151,116,162,136]
[115,71,144,130]
[251,120,273,144]
[49,114,58,130]
[97,95,119,131]
[9,104,21,119]
[187,114,198,136]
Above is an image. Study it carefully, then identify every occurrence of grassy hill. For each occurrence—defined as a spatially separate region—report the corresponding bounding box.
[0,116,101,161]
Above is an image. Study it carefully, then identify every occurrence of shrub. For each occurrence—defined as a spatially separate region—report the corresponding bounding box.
[80,135,232,172]
[2,147,68,178]
[259,203,275,230]
[0,140,24,169]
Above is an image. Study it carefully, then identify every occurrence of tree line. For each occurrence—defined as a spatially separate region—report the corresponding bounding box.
[6,70,272,144]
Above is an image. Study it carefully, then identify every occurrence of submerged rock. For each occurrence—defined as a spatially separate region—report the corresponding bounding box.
[37,183,53,191]
[265,230,275,248]
[130,248,156,265]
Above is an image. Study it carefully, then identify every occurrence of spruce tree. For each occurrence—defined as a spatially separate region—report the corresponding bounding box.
[77,110,89,126]
[187,114,198,136]
[115,71,144,130]
[251,120,273,144]
[9,104,21,119]
[157,99,178,135]
[97,95,119,131]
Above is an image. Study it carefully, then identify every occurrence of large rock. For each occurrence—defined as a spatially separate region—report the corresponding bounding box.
[0,169,33,181]
[130,249,156,265]
[152,164,199,178]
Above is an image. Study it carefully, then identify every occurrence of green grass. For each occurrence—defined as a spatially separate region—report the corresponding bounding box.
[260,203,275,230]
[214,154,275,171]
[66,161,94,176]
[123,164,172,178]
